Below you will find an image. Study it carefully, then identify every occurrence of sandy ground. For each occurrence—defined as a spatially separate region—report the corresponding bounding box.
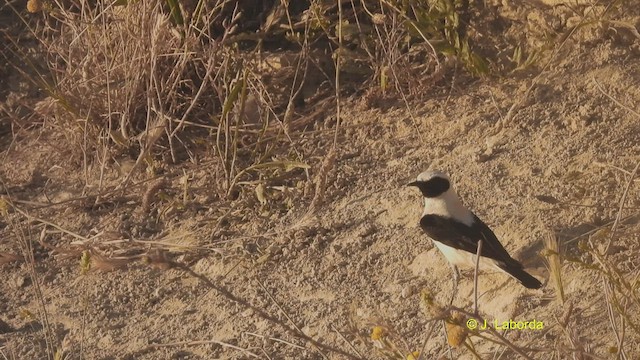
[1,2,640,360]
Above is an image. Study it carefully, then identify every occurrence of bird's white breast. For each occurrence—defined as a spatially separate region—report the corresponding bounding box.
[422,191,474,226]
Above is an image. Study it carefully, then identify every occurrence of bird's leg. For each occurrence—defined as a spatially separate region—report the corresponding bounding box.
[448,263,459,306]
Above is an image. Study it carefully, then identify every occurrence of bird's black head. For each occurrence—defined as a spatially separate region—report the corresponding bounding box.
[407,170,451,198]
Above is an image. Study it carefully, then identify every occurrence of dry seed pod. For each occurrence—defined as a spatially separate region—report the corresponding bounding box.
[445,312,468,347]
[27,0,42,13]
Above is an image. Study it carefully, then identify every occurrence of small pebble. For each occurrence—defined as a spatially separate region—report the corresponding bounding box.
[401,285,415,299]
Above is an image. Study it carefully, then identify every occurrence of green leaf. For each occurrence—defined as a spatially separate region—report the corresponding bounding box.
[222,78,244,118]
[165,0,183,26]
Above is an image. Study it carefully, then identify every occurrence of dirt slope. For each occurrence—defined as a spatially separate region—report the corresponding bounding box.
[1,5,640,360]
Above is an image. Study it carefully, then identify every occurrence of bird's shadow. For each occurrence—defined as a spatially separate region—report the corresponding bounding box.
[508,213,640,293]
[513,240,546,270]
[548,213,639,259]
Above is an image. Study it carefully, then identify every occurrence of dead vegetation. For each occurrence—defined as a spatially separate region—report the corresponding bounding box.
[1,0,640,358]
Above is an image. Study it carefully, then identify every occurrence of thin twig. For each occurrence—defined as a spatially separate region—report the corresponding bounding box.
[452,307,536,360]
[13,206,89,241]
[441,321,454,360]
[243,332,305,350]
[330,325,363,358]
[593,161,640,177]
[417,317,440,360]
[473,239,482,315]
[256,280,329,359]
[564,212,639,245]
[0,346,10,360]
[604,161,640,254]
[591,77,640,119]
[145,339,260,358]
[1,193,57,357]
[333,0,343,149]
[174,264,361,359]
[261,348,274,360]
[602,278,628,360]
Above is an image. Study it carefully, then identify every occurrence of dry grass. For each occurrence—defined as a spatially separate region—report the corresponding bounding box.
[1,198,58,358]
[1,0,640,358]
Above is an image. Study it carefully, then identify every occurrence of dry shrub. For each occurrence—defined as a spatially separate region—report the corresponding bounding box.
[38,0,214,157]
[21,0,333,199]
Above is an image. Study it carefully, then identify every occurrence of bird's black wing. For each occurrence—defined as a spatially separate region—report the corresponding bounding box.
[419,214,519,266]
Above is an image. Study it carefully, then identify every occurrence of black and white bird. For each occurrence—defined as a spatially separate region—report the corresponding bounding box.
[408,170,542,291]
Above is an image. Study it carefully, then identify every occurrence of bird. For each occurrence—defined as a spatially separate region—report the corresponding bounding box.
[408,170,542,296]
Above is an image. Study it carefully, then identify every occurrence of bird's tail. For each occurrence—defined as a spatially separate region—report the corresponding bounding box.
[501,265,542,289]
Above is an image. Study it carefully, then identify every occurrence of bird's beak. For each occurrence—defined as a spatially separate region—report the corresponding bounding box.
[407,181,419,187]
